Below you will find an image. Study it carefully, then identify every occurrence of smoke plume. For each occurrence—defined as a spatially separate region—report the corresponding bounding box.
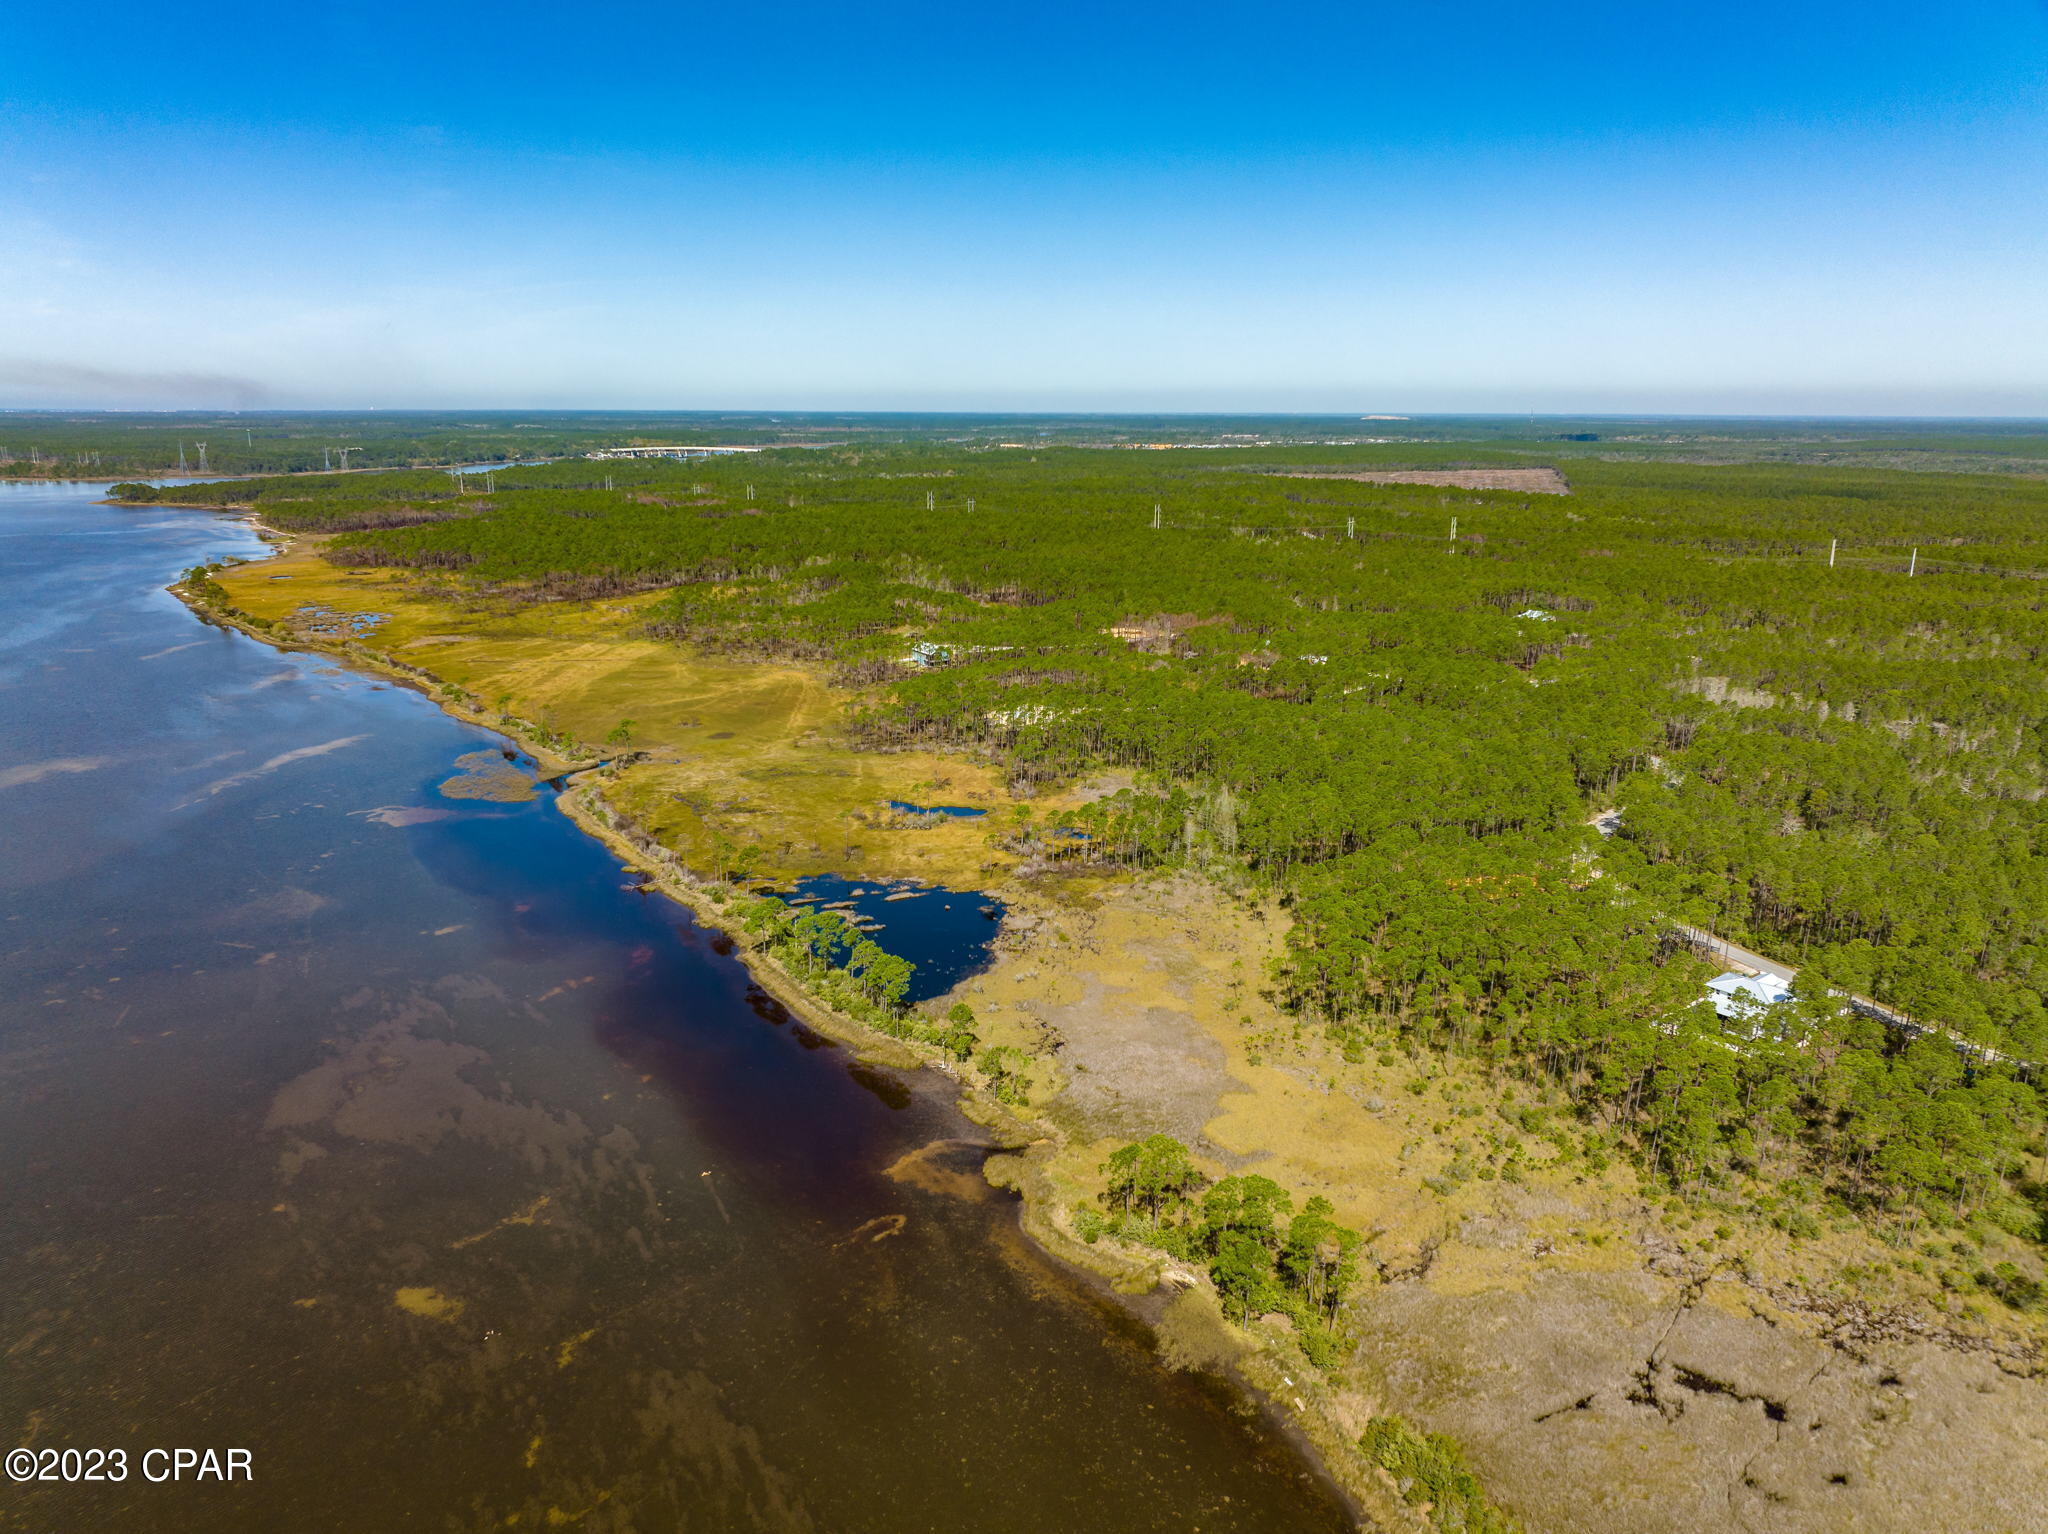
[0,357,275,408]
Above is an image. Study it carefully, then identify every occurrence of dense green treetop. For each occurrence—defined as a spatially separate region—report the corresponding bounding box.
[147,442,2048,1236]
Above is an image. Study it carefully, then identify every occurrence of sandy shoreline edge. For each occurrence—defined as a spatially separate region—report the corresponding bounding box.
[161,512,1413,1532]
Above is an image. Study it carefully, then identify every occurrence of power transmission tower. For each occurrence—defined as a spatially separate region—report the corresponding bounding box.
[178,443,188,473]
[323,447,331,471]
[1448,515,1457,549]
[1151,503,1161,529]
[195,442,208,473]
[1908,548,1917,577]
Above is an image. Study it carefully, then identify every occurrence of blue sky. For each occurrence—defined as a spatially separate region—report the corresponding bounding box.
[1,1,2044,413]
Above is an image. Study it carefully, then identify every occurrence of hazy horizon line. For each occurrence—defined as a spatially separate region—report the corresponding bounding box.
[4,405,2047,425]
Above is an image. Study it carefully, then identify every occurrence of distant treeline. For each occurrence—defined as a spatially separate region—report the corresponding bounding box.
[8,410,826,479]
[31,407,2048,480]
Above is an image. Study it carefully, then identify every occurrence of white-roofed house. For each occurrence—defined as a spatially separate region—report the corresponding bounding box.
[1705,970,1792,1038]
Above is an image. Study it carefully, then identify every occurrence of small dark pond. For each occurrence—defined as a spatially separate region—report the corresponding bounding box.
[887,799,988,818]
[784,873,1004,1005]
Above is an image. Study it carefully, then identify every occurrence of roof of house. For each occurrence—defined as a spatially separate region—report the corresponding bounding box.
[1707,971,1791,1004]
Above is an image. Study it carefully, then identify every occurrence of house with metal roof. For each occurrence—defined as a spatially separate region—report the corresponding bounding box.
[1706,970,1791,1029]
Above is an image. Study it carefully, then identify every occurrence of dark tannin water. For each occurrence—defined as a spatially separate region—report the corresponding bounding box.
[0,484,1353,1532]
[784,874,1004,1007]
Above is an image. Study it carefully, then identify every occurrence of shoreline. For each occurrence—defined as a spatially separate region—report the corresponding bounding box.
[157,496,2048,1533]
[166,513,1406,1531]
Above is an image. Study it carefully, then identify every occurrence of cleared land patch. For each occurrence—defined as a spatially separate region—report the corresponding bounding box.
[1274,467,1571,493]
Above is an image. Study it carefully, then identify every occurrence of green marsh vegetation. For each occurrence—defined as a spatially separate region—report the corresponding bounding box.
[1359,1414,1520,1534]
[1087,1132,1364,1366]
[154,440,2048,1292]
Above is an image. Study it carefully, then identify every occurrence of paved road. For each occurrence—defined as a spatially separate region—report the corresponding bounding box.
[1671,922,2033,1070]
[1673,923,1795,984]
[1596,824,2032,1069]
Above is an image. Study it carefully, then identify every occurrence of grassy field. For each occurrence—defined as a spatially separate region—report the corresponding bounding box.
[221,545,1047,893]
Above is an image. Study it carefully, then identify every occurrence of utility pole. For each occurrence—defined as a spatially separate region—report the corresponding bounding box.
[1829,537,1837,568]
[1908,548,1917,577]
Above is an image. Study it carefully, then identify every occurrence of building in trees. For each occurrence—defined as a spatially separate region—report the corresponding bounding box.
[1706,970,1791,1026]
